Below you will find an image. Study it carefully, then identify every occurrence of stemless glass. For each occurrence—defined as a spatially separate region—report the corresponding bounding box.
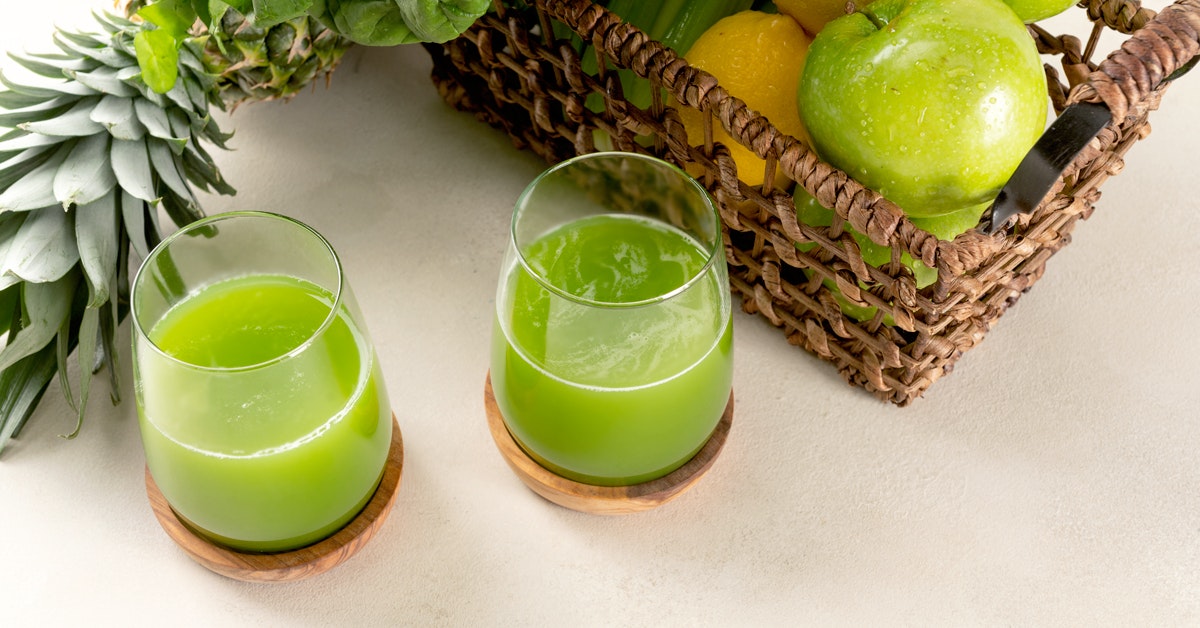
[490,152,733,487]
[132,211,392,553]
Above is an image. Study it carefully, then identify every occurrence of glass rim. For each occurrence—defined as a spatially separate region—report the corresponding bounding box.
[510,152,723,309]
[130,210,346,374]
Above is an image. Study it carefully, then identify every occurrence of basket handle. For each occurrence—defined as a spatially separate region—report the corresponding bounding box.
[983,0,1200,234]
[1073,0,1200,120]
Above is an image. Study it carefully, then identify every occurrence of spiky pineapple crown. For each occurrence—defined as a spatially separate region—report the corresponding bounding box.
[0,11,232,453]
[120,0,354,108]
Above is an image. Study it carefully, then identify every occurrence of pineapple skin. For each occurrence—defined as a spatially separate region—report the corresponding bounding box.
[119,1,354,107]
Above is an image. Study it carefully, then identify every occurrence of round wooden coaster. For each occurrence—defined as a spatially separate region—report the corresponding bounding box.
[145,414,404,583]
[484,373,733,515]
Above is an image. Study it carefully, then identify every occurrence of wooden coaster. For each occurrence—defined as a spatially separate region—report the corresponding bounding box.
[145,414,404,583]
[484,373,733,515]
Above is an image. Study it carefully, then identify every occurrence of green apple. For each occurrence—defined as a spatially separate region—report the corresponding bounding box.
[795,189,985,288]
[798,0,1048,217]
[794,189,987,323]
[1002,0,1078,23]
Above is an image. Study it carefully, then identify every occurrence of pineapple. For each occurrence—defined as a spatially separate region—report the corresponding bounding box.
[120,0,353,108]
[0,11,232,453]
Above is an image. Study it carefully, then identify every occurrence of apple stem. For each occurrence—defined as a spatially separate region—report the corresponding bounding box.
[860,8,886,30]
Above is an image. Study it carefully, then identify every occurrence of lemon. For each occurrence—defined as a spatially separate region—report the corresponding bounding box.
[678,11,812,188]
[774,0,852,36]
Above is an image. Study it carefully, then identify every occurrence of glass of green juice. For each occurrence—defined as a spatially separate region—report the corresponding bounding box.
[131,211,393,553]
[491,152,733,487]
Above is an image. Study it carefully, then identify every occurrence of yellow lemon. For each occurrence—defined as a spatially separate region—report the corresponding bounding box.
[677,11,812,189]
[774,0,853,36]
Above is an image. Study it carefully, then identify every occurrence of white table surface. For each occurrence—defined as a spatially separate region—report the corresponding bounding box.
[2,1,1198,625]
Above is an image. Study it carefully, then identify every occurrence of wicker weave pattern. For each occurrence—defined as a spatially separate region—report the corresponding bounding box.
[425,0,1200,405]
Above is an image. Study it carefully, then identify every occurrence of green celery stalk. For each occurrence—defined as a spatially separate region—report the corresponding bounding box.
[624,0,754,110]
[656,0,755,54]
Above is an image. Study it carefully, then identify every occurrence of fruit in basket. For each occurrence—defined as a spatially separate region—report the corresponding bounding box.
[1001,0,1079,22]
[677,10,812,188]
[794,189,987,321]
[796,189,988,286]
[774,0,854,35]
[577,0,752,113]
[797,0,1048,217]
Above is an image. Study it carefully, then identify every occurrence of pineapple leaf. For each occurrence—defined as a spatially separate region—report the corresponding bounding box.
[64,66,139,99]
[182,72,209,111]
[98,10,137,29]
[109,30,140,59]
[120,190,151,259]
[159,188,202,227]
[163,72,198,113]
[110,138,157,202]
[52,36,135,72]
[148,139,196,205]
[53,31,133,69]
[0,147,58,191]
[133,97,186,147]
[5,52,96,79]
[0,141,73,212]
[0,89,54,110]
[55,306,77,413]
[167,108,194,142]
[75,192,119,307]
[18,97,106,137]
[61,305,100,439]
[0,273,77,373]
[0,7,236,450]
[134,29,180,94]
[0,96,75,127]
[90,95,147,141]
[0,68,98,99]
[115,65,142,83]
[0,342,58,455]
[53,133,117,209]
[98,262,123,405]
[0,129,66,154]
[2,207,80,284]
[181,145,234,195]
[198,116,233,149]
[0,284,16,337]
[0,213,26,288]
[53,29,108,51]
[177,44,208,76]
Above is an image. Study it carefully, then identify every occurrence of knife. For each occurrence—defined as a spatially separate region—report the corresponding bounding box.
[982,56,1199,235]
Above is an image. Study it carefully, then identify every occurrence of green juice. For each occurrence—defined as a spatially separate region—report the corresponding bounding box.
[492,214,733,486]
[136,274,391,553]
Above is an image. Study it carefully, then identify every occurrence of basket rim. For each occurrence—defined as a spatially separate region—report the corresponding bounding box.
[514,0,1198,274]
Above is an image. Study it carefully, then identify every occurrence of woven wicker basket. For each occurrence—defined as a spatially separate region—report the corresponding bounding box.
[424,0,1200,405]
